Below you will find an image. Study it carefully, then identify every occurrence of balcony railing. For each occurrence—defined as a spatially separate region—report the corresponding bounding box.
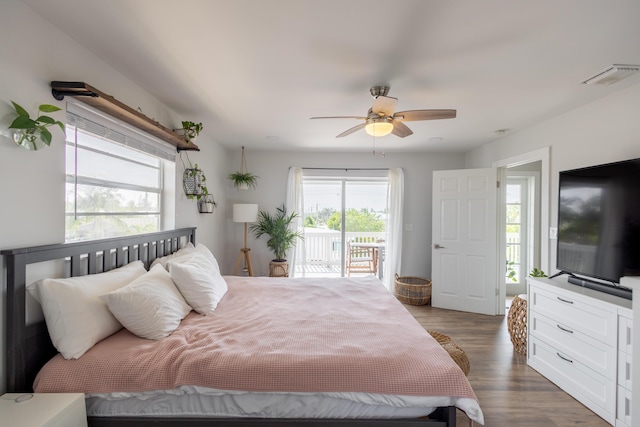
[295,228,385,275]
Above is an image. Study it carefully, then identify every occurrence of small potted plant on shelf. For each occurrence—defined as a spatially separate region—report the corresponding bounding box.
[179,120,203,143]
[228,146,259,190]
[529,267,547,278]
[8,100,65,150]
[249,204,303,277]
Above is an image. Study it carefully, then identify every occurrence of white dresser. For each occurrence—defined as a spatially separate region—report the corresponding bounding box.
[527,277,633,426]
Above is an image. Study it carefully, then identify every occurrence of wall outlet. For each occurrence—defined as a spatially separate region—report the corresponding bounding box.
[549,227,558,239]
[405,224,413,231]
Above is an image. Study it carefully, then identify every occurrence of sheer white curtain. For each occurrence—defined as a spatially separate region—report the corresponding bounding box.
[286,167,305,277]
[383,168,404,291]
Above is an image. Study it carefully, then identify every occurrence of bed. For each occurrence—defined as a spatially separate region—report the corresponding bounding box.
[3,228,483,427]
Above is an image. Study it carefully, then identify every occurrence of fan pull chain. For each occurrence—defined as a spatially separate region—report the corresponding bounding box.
[371,135,385,158]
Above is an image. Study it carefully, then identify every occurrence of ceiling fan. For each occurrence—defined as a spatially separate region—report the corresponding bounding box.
[310,86,456,138]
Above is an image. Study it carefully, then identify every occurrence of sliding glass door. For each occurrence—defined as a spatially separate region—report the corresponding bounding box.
[299,176,388,277]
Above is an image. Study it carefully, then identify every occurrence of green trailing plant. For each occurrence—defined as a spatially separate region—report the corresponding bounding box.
[506,260,518,282]
[250,204,303,261]
[181,120,203,143]
[529,267,548,278]
[179,151,211,201]
[8,101,65,148]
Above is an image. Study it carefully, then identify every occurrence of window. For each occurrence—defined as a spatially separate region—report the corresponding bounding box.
[65,103,176,242]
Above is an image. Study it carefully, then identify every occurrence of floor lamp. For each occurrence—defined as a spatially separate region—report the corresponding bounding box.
[233,204,258,276]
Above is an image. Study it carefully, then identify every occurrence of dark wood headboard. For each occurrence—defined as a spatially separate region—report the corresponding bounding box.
[2,227,197,393]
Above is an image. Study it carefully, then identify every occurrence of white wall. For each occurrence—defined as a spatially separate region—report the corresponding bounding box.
[0,2,227,394]
[221,150,465,277]
[465,81,640,273]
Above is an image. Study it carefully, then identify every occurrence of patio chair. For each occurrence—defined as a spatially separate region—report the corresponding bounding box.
[346,241,376,276]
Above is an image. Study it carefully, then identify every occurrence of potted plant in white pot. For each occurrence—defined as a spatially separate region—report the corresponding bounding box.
[249,204,303,277]
[228,171,259,190]
[228,146,259,190]
[198,194,218,214]
[8,101,65,150]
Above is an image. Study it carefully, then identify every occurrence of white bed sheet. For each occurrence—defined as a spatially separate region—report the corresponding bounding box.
[86,385,483,422]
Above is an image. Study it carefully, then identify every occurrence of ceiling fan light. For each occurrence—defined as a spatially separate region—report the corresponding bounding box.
[365,121,393,137]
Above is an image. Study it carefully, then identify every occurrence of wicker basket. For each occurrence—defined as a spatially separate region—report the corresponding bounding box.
[428,331,470,376]
[507,294,528,356]
[394,274,432,305]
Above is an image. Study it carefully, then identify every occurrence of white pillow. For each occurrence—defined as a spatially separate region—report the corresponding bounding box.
[28,261,147,359]
[149,242,196,270]
[169,253,228,315]
[194,243,221,274]
[100,264,192,340]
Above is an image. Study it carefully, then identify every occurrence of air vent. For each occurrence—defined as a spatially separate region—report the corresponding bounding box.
[581,64,640,85]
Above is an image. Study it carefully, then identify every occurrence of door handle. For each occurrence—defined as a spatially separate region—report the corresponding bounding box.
[434,244,445,249]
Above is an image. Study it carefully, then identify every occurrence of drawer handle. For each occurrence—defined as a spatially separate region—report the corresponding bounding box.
[556,324,574,334]
[556,296,574,304]
[556,352,574,363]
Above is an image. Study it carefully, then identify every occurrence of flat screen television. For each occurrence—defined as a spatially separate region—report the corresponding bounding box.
[555,158,639,300]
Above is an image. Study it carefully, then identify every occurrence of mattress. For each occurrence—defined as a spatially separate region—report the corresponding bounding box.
[86,385,482,420]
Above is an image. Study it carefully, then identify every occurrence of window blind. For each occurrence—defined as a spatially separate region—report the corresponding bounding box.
[66,101,176,161]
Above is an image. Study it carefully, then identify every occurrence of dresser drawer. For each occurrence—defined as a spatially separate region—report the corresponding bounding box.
[617,351,632,390]
[529,283,616,344]
[616,385,632,427]
[530,311,616,377]
[529,336,615,423]
[618,314,632,355]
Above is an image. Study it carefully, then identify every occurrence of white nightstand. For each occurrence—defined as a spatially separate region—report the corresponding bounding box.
[1,393,87,427]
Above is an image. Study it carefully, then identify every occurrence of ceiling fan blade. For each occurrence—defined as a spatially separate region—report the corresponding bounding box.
[371,96,398,116]
[393,109,457,121]
[336,123,366,138]
[391,121,413,138]
[310,116,367,120]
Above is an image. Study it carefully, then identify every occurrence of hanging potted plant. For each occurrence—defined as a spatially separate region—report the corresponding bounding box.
[8,100,65,150]
[176,120,203,143]
[198,194,218,214]
[228,146,259,190]
[183,163,206,198]
[179,152,218,213]
[249,204,303,277]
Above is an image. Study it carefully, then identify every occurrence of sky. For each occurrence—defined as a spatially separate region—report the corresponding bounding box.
[303,180,388,213]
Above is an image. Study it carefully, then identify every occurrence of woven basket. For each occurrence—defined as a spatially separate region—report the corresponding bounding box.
[507,294,528,356]
[428,331,470,376]
[394,274,432,305]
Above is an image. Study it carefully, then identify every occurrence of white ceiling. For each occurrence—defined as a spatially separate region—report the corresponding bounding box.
[23,0,640,153]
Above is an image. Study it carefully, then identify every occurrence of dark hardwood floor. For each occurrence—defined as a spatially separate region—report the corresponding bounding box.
[403,302,611,427]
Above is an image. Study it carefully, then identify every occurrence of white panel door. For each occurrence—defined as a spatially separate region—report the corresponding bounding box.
[432,168,498,315]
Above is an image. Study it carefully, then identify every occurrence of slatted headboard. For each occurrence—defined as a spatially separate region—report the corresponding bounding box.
[2,227,196,393]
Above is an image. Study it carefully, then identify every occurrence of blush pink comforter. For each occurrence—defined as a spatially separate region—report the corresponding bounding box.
[34,276,476,402]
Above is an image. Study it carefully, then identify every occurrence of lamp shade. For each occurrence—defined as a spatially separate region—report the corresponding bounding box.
[233,204,258,223]
[365,119,393,137]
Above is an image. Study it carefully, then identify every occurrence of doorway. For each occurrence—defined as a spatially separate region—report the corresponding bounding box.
[494,147,550,315]
[505,167,541,296]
